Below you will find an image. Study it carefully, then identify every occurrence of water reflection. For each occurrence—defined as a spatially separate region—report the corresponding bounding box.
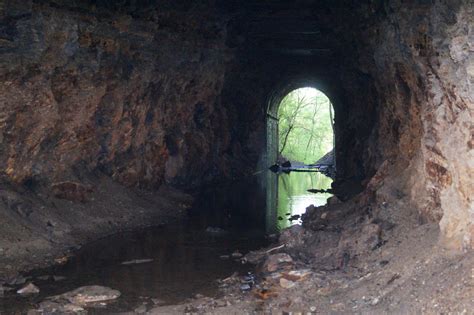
[277,172,332,230]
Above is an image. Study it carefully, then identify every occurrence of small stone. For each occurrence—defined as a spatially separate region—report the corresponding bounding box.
[262,253,293,272]
[50,285,120,305]
[17,283,40,295]
[219,255,230,260]
[282,269,312,281]
[310,306,317,312]
[53,276,66,281]
[279,278,295,289]
[151,298,165,305]
[231,251,243,258]
[134,304,147,314]
[240,284,251,291]
[371,297,380,305]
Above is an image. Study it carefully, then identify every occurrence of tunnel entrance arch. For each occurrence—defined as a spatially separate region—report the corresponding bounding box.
[265,82,336,232]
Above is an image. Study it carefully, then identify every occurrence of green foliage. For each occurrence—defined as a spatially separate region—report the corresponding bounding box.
[278,88,334,164]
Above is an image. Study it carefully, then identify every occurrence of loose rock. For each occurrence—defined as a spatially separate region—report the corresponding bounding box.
[17,283,40,295]
[262,253,293,273]
[279,278,296,289]
[49,285,121,306]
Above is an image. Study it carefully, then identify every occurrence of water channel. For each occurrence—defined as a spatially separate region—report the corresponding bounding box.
[0,171,331,314]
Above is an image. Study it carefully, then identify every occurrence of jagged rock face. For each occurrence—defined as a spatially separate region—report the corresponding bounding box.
[332,1,473,249]
[0,0,232,189]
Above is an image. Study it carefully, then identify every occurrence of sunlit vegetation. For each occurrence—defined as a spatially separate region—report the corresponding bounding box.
[278,88,334,164]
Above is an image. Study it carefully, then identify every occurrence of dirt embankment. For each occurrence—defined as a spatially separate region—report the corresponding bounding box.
[0,176,192,280]
[150,189,474,314]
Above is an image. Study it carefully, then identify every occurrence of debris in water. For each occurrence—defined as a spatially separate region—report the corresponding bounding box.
[49,285,121,305]
[307,188,334,194]
[17,283,40,295]
[288,215,300,221]
[231,251,243,259]
[121,259,154,265]
[205,227,227,234]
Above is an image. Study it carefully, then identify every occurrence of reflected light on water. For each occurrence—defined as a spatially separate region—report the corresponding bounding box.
[277,172,332,230]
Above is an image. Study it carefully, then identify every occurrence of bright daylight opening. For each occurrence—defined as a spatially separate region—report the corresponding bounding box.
[276,87,335,230]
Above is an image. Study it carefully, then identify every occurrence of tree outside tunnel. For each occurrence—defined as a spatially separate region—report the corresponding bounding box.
[266,87,335,231]
[277,87,334,164]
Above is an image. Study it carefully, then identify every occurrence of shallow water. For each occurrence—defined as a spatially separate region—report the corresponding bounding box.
[0,194,268,314]
[0,173,329,314]
[277,172,332,230]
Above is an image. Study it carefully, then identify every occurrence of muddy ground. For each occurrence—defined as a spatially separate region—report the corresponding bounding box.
[152,197,474,314]
[1,178,473,314]
[0,175,193,281]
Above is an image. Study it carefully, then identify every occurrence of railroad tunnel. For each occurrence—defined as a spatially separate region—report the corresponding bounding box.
[0,0,473,313]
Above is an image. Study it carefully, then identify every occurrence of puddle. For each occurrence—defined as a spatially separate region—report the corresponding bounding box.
[0,188,269,314]
[277,172,332,230]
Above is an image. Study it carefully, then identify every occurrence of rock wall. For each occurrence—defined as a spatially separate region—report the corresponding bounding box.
[0,0,232,190]
[332,1,473,250]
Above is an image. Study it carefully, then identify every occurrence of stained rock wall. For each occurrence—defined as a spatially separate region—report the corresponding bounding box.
[0,0,233,190]
[332,1,473,250]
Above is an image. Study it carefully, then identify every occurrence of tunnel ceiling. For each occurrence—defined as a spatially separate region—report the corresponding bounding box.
[223,0,336,57]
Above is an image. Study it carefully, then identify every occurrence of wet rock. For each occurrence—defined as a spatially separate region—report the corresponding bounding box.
[53,276,67,282]
[49,285,121,306]
[51,182,93,203]
[17,283,40,295]
[231,251,243,259]
[288,214,300,221]
[33,301,85,315]
[262,253,293,273]
[219,255,230,260]
[134,304,147,313]
[121,259,154,265]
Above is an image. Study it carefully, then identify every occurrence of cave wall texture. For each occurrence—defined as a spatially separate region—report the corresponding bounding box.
[0,0,235,190]
[0,0,473,250]
[221,0,474,250]
[331,0,474,250]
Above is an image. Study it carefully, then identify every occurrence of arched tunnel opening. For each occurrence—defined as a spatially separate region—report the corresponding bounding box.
[267,87,335,231]
[0,0,472,313]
